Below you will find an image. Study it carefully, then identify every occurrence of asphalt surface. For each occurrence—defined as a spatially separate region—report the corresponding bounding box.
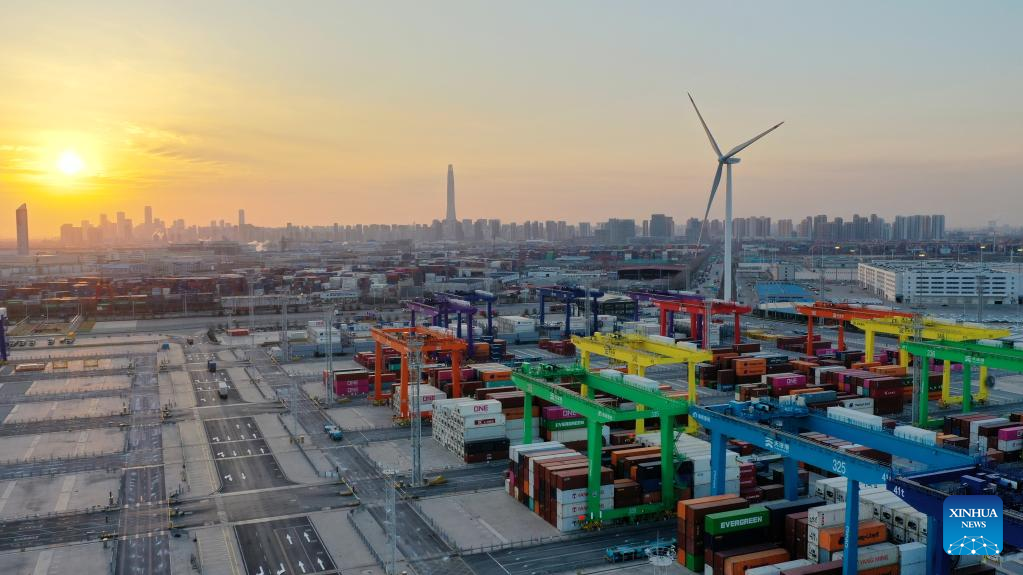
[250,350,477,575]
[0,413,130,437]
[204,416,291,493]
[0,451,127,480]
[462,523,675,575]
[114,354,171,575]
[235,516,337,575]
[173,483,356,525]
[0,508,120,551]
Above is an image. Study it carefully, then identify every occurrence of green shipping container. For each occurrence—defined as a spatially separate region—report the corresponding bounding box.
[704,506,769,536]
[684,552,703,572]
[543,417,586,431]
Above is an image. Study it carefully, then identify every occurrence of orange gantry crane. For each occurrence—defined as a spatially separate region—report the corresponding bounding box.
[370,326,468,419]
[793,301,915,357]
[651,298,752,348]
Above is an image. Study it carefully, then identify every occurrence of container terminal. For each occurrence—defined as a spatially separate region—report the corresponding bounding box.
[1,240,1023,575]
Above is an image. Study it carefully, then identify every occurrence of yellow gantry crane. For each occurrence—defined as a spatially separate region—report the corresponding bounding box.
[850,317,1009,405]
[571,332,713,433]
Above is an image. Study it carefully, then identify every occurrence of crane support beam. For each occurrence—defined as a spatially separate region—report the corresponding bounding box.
[902,339,1023,415]
[370,327,467,418]
[795,302,914,357]
[851,317,1009,367]
[650,298,751,347]
[511,364,687,519]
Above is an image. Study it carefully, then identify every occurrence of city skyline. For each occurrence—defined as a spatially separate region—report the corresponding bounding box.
[1,2,1021,236]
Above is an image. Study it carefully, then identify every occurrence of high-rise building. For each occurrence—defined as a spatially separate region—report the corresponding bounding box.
[15,203,29,255]
[649,214,674,238]
[444,164,458,240]
[144,205,153,226]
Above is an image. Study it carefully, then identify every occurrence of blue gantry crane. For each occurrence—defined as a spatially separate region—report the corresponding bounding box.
[406,295,479,351]
[690,400,979,575]
[538,286,604,338]
[437,290,496,336]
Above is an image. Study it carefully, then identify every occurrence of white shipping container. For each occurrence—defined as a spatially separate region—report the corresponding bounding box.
[998,439,1023,451]
[898,542,926,566]
[833,542,899,570]
[464,413,507,428]
[841,397,875,412]
[556,497,613,518]
[808,503,870,528]
[555,484,614,504]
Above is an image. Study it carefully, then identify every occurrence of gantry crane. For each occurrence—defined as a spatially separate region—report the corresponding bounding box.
[405,296,479,351]
[438,290,496,336]
[624,289,703,322]
[370,326,467,418]
[794,301,914,357]
[650,298,751,347]
[902,339,1023,422]
[511,363,689,522]
[572,332,712,433]
[851,317,1009,409]
[538,286,604,338]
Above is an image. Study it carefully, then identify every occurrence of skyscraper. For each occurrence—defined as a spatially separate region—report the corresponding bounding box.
[144,205,153,226]
[15,203,29,255]
[444,164,458,240]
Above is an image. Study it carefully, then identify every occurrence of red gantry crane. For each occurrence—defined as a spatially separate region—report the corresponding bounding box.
[370,326,468,419]
[794,301,915,357]
[651,298,752,348]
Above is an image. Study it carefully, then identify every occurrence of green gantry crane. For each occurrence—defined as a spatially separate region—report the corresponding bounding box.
[902,339,1023,426]
[511,363,689,523]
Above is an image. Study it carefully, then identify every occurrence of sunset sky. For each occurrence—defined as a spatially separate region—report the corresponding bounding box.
[1,1,1021,238]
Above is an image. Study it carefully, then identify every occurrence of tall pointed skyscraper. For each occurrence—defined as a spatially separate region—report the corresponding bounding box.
[444,164,458,240]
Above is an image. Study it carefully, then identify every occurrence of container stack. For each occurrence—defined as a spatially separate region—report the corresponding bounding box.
[324,367,371,397]
[389,383,446,417]
[473,363,513,387]
[506,442,614,532]
[541,406,586,442]
[634,431,741,498]
[432,398,509,462]
[675,481,947,575]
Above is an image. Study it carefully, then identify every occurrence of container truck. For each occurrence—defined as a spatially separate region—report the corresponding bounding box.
[207,359,217,373]
[217,381,229,399]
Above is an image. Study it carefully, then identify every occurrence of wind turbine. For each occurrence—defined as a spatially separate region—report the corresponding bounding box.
[690,93,783,302]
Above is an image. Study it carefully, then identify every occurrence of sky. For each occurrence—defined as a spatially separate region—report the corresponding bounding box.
[1,0,1021,238]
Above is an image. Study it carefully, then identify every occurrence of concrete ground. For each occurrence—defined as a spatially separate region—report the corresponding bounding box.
[417,488,559,550]
[2,396,126,424]
[225,367,267,403]
[309,509,385,574]
[88,320,139,333]
[158,370,197,410]
[252,412,329,482]
[0,541,114,575]
[0,428,125,462]
[192,524,246,575]
[220,332,280,347]
[13,343,157,361]
[282,359,363,379]
[0,470,120,519]
[25,374,131,396]
[161,421,189,499]
[361,437,466,475]
[176,419,218,497]
[325,404,395,430]
[157,343,186,367]
[35,357,131,373]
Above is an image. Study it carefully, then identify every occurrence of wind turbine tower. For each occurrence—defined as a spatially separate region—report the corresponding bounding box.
[690,93,783,302]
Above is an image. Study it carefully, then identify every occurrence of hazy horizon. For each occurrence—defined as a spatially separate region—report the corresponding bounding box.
[2,1,1021,237]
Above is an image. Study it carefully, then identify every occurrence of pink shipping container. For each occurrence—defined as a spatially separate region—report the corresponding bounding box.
[998,426,1023,441]
[542,406,580,420]
[765,373,806,386]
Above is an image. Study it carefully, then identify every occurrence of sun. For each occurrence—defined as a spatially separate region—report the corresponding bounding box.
[57,149,85,176]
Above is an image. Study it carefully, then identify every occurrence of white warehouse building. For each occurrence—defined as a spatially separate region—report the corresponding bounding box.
[858,261,1023,305]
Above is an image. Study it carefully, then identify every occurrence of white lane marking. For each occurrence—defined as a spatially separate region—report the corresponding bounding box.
[224,474,233,482]
[297,561,305,573]
[303,531,312,543]
[286,534,293,545]
[276,564,286,575]
[316,558,325,571]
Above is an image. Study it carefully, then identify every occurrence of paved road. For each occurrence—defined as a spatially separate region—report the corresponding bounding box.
[0,508,120,551]
[462,523,674,575]
[114,354,172,575]
[173,483,355,525]
[235,516,337,575]
[205,416,291,493]
[0,451,126,480]
[251,350,476,575]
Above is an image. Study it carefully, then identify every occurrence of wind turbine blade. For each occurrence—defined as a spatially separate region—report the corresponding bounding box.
[723,121,784,159]
[688,93,722,158]
[696,163,724,246]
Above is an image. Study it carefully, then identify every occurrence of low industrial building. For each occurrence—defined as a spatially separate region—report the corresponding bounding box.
[858,260,1023,305]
